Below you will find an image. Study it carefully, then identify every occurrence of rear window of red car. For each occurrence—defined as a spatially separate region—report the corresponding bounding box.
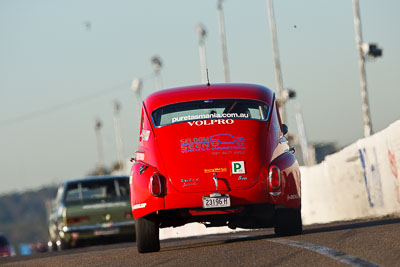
[151,99,270,127]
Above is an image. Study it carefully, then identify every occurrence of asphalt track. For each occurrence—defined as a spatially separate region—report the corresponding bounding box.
[2,217,400,267]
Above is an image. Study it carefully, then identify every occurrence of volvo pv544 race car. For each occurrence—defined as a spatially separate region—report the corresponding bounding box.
[48,176,135,250]
[130,83,302,253]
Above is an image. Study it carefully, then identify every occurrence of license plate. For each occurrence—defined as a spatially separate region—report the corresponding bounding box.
[202,195,231,208]
[94,228,119,236]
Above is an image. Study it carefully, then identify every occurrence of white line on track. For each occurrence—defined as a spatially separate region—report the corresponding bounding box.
[270,239,380,267]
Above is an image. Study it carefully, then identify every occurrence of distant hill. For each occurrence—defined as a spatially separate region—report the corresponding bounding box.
[0,186,58,247]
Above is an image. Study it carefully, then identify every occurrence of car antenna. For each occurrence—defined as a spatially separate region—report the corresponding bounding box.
[206,68,211,87]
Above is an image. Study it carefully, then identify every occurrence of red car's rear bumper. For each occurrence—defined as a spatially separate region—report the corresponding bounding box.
[164,176,270,210]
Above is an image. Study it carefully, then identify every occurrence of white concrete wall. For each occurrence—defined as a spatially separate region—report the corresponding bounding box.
[159,120,400,238]
[160,223,240,240]
[301,120,400,225]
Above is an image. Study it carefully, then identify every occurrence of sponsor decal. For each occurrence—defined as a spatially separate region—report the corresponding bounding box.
[183,183,198,187]
[187,119,235,126]
[181,178,200,187]
[287,194,300,200]
[141,130,150,141]
[204,168,227,173]
[83,202,127,209]
[359,147,383,208]
[138,165,148,175]
[132,203,147,210]
[136,151,145,161]
[231,161,246,174]
[172,113,248,123]
[180,133,246,154]
[211,151,245,156]
[388,148,400,203]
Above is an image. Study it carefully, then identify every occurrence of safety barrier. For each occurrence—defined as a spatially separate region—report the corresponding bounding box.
[301,120,400,225]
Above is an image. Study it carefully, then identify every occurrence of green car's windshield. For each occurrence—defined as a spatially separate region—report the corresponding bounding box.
[64,178,129,204]
[151,99,270,127]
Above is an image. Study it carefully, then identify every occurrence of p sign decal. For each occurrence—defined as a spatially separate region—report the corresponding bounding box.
[231,161,245,174]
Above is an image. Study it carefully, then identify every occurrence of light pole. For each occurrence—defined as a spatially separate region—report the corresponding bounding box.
[266,0,286,123]
[151,55,163,90]
[131,77,143,102]
[94,118,104,175]
[217,0,230,83]
[113,100,124,170]
[196,23,208,84]
[352,0,382,137]
[353,0,371,137]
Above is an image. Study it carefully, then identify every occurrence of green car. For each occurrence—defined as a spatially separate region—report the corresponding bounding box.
[48,176,135,250]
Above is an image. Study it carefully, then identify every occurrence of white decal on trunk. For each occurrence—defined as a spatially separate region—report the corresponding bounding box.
[187,119,234,126]
[132,203,147,210]
[231,161,246,174]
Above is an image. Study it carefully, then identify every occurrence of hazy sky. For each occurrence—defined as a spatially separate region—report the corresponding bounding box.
[1,0,399,194]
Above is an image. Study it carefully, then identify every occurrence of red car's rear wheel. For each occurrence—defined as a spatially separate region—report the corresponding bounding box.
[274,208,302,236]
[136,215,160,253]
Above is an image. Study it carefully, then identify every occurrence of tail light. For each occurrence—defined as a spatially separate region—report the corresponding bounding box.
[149,174,162,197]
[0,247,10,257]
[268,165,281,190]
[67,216,88,224]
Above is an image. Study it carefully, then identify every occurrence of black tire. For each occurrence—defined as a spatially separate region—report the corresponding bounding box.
[136,216,160,253]
[48,240,57,252]
[274,208,302,236]
[57,238,70,251]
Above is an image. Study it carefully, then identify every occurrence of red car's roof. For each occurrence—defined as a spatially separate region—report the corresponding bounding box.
[144,83,275,112]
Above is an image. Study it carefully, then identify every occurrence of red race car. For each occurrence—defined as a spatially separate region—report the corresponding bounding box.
[130,83,302,253]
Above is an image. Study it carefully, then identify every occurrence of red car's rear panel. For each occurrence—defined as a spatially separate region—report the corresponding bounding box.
[157,120,270,193]
[130,84,301,220]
